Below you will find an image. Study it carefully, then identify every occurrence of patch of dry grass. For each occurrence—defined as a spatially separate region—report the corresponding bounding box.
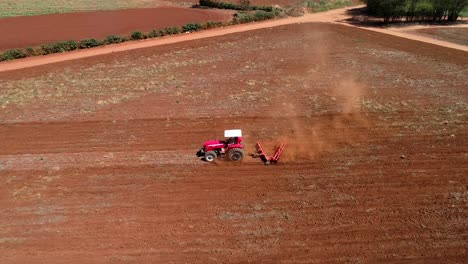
[0,0,164,18]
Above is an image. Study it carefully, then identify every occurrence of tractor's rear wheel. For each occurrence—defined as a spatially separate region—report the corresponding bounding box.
[228,148,245,162]
[204,151,217,162]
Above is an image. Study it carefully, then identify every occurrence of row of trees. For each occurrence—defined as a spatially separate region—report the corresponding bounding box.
[365,0,467,22]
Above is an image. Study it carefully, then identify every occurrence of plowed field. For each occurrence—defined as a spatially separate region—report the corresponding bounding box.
[0,23,467,263]
[0,7,233,51]
[409,27,468,46]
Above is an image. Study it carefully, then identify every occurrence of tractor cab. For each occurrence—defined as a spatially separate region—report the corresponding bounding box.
[223,129,243,148]
[224,133,242,146]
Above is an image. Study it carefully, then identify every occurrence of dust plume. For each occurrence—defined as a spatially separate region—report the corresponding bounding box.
[251,28,369,163]
[274,76,368,162]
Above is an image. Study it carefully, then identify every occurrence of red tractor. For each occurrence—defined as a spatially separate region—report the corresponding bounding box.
[196,129,245,162]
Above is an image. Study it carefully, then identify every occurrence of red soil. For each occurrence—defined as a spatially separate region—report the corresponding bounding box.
[0,17,466,264]
[0,7,233,51]
[2,5,468,73]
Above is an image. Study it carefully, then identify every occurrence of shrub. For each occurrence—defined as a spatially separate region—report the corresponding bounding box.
[157,29,167,37]
[163,27,182,35]
[305,0,353,12]
[234,12,253,23]
[1,49,27,61]
[234,10,276,23]
[182,23,202,32]
[198,0,273,12]
[41,40,78,54]
[203,21,224,29]
[106,35,125,44]
[59,40,78,51]
[131,31,144,40]
[79,38,101,49]
[273,7,284,16]
[40,44,53,55]
[25,47,36,56]
[253,5,273,12]
[147,29,162,38]
[25,47,43,56]
[199,0,240,10]
[253,10,275,20]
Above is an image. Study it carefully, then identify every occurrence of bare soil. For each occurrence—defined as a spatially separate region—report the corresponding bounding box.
[408,27,468,46]
[0,7,233,51]
[0,21,467,263]
[2,5,468,73]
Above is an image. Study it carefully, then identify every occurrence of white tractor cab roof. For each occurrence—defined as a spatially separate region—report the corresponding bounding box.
[224,129,242,138]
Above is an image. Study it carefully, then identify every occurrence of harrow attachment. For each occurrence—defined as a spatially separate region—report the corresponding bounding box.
[251,142,286,165]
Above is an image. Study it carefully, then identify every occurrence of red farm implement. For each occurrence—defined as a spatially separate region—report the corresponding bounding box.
[251,142,286,165]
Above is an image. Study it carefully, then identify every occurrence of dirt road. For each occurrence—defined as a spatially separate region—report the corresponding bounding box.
[1,5,467,73]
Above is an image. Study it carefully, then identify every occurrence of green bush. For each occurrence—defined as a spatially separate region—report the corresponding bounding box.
[147,29,162,38]
[1,49,27,61]
[198,0,273,12]
[40,44,54,55]
[273,7,284,16]
[79,38,101,49]
[255,5,273,12]
[203,21,224,29]
[60,40,78,51]
[254,10,275,20]
[199,0,241,10]
[131,31,145,40]
[25,47,36,56]
[106,35,125,44]
[163,27,182,35]
[41,40,78,54]
[26,47,43,56]
[234,12,253,23]
[305,0,353,12]
[234,10,276,23]
[182,23,202,32]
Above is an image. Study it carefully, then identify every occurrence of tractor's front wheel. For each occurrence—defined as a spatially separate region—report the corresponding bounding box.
[204,151,217,162]
[228,148,245,162]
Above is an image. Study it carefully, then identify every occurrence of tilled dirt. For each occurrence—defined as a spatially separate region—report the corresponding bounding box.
[0,7,233,51]
[407,27,468,46]
[2,5,468,73]
[0,23,467,263]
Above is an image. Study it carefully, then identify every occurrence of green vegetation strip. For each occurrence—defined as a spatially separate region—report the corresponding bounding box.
[198,0,274,12]
[304,0,354,13]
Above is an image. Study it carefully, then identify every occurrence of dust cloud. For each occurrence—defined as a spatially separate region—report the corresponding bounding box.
[250,28,369,163]
[263,26,371,162]
[273,76,369,162]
